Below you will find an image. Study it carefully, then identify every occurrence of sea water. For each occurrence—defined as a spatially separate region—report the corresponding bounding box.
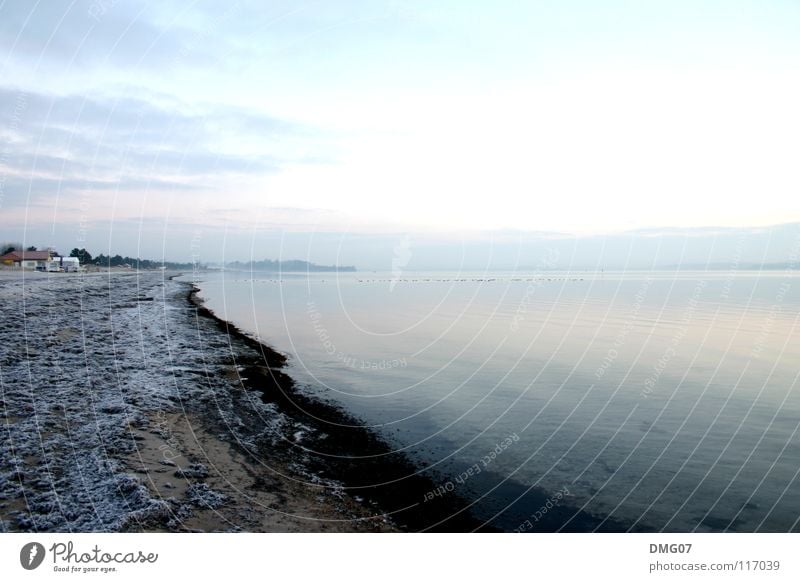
[190,269,800,531]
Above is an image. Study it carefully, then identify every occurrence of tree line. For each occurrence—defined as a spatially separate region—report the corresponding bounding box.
[2,244,351,272]
[1,243,196,270]
[69,248,196,270]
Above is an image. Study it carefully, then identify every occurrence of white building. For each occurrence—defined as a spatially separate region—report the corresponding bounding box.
[49,256,81,272]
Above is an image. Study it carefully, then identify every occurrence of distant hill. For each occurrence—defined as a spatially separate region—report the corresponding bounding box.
[226,259,356,272]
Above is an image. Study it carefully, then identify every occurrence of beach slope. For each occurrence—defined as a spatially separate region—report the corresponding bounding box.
[0,272,392,532]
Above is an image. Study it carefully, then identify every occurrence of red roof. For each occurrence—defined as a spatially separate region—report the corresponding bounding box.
[0,250,52,261]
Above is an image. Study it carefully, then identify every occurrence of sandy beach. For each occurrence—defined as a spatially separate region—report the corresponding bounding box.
[0,271,399,532]
[0,270,488,532]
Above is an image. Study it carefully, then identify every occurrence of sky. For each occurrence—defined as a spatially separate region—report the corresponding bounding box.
[1,0,799,267]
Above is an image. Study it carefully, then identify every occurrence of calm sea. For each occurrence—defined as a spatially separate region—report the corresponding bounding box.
[190,269,800,532]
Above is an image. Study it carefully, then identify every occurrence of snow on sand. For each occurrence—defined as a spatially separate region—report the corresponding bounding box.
[0,272,390,532]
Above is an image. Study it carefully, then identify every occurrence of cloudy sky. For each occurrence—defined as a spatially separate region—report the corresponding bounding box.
[1,0,799,265]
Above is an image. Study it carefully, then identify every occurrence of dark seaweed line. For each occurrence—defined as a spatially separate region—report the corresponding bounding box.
[185,283,496,532]
[183,280,636,533]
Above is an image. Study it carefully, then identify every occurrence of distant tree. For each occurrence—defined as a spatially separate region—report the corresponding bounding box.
[1,242,22,255]
[26,245,37,251]
[78,251,194,270]
[69,248,93,264]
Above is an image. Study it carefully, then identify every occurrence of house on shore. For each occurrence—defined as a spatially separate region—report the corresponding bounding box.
[0,250,53,270]
[0,250,82,272]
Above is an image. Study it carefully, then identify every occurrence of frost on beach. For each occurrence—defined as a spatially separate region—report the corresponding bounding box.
[0,272,352,532]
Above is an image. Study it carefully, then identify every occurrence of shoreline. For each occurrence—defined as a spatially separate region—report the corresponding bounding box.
[185,279,634,533]
[185,281,493,532]
[0,271,395,532]
[1,269,629,532]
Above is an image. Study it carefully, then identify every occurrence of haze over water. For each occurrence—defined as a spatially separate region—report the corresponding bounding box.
[193,269,800,531]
